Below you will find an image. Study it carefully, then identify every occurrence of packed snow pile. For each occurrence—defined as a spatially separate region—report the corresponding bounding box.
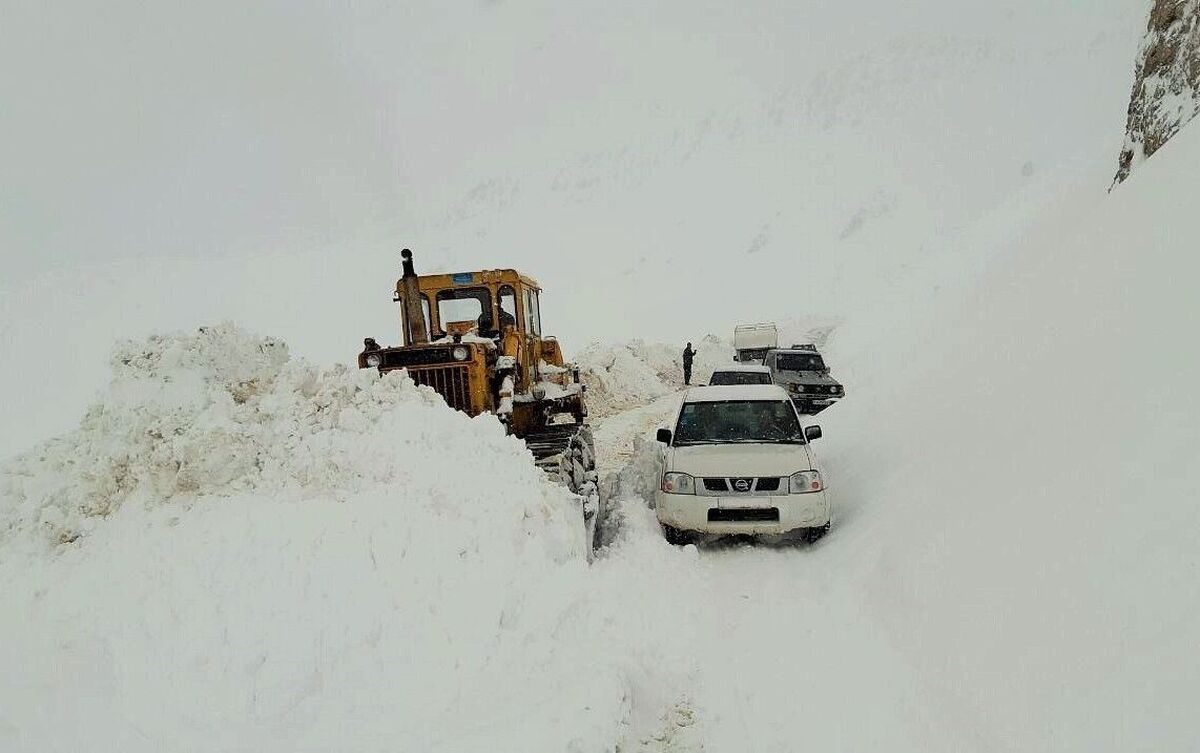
[574,324,842,420]
[574,334,732,416]
[1115,0,1200,184]
[1,324,571,547]
[0,324,693,752]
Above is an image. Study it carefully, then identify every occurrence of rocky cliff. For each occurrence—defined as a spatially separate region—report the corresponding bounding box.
[1114,0,1200,185]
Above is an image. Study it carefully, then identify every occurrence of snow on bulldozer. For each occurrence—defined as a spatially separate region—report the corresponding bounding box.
[358,250,601,547]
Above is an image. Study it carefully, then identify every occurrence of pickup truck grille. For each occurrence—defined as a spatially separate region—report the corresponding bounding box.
[700,477,783,495]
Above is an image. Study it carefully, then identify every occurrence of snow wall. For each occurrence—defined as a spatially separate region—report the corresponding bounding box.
[0,324,696,752]
[810,123,1200,750]
[574,334,736,416]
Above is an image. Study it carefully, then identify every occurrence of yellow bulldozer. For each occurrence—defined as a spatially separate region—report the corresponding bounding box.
[358,250,599,532]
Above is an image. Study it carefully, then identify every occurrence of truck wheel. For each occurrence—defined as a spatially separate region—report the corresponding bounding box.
[803,523,830,543]
[663,524,694,546]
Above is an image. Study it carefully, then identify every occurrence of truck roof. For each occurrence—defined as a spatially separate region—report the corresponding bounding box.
[733,323,779,350]
[734,323,778,332]
[682,384,790,403]
[768,345,822,354]
[711,363,771,373]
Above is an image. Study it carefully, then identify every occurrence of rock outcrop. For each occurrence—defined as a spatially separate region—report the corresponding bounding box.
[1114,0,1200,185]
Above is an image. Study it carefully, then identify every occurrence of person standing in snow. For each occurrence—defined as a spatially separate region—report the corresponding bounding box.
[683,342,697,385]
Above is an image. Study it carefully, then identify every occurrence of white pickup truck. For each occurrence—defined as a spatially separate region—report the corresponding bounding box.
[654,384,830,545]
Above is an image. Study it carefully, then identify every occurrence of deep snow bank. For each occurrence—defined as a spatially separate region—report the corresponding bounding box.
[1,324,577,549]
[574,323,843,421]
[814,126,1200,750]
[574,335,732,416]
[0,324,675,752]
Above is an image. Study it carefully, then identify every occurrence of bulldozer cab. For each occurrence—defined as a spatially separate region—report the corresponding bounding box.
[358,251,595,531]
[394,269,568,382]
[361,252,580,438]
[395,269,539,346]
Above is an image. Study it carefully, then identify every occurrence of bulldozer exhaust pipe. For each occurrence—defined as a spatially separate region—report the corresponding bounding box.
[400,248,429,345]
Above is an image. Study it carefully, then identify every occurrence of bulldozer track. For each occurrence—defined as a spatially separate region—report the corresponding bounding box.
[526,423,602,553]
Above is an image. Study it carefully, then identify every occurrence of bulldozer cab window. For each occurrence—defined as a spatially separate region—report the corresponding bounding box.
[498,285,517,331]
[523,288,542,336]
[436,288,493,334]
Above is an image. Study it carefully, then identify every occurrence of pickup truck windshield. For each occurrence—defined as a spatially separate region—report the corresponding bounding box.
[776,353,826,371]
[709,371,773,386]
[674,400,804,445]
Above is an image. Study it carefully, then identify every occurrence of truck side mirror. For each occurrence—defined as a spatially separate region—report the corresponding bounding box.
[656,428,672,444]
[804,425,822,441]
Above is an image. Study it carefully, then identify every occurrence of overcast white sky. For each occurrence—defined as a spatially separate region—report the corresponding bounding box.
[0,0,1144,455]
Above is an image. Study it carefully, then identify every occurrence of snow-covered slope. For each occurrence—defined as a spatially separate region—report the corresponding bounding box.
[0,0,1146,458]
[812,117,1200,751]
[577,123,1200,752]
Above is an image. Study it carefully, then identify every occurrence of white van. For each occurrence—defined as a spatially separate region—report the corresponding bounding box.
[653,385,830,544]
[732,323,779,363]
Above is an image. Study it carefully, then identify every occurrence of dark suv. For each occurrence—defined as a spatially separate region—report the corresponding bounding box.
[763,345,844,414]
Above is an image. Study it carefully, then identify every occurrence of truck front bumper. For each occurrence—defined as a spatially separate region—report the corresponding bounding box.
[655,491,830,535]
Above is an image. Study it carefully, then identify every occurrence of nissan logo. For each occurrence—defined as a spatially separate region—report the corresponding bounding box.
[733,478,751,492]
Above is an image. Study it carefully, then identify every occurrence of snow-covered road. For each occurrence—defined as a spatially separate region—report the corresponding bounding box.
[681,544,965,752]
[589,395,978,752]
[592,393,680,475]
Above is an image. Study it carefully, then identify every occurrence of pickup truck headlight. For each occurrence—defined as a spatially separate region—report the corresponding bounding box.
[365,353,382,367]
[789,470,823,494]
[661,472,696,495]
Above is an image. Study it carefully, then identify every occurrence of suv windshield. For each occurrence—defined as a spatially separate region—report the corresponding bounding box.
[674,400,804,445]
[709,371,772,386]
[776,353,826,371]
